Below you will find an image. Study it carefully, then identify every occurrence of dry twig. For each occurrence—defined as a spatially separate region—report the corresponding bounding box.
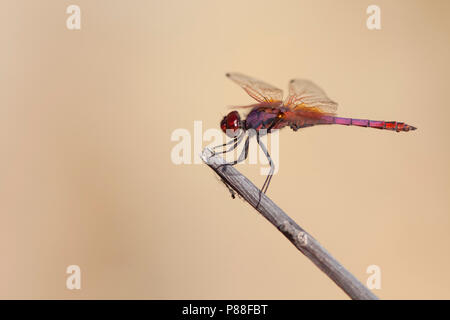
[201,147,378,300]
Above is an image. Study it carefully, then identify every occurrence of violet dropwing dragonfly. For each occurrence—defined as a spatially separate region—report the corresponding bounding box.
[213,73,417,196]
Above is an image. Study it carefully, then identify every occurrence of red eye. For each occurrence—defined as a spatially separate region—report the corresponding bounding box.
[226,111,240,130]
[220,111,241,137]
[220,118,227,132]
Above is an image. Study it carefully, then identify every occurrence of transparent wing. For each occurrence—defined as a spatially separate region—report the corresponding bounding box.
[284,79,338,114]
[226,72,284,103]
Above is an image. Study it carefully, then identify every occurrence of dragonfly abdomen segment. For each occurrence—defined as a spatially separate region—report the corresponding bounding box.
[323,116,417,132]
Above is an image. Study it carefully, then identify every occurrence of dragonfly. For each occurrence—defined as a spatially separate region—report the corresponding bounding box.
[213,72,417,196]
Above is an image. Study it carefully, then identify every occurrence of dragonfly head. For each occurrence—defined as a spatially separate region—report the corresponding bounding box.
[221,111,243,138]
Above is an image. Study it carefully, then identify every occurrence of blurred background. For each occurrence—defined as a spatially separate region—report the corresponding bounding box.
[0,0,449,299]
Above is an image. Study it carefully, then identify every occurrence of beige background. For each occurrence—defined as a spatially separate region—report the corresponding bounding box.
[0,0,449,299]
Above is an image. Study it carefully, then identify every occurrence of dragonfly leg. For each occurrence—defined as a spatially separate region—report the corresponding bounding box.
[213,132,244,155]
[256,134,275,195]
[211,135,238,154]
[217,136,250,168]
[213,135,249,200]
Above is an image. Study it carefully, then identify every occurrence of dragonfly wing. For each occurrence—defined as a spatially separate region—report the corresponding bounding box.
[226,73,284,104]
[285,79,338,114]
[227,104,260,109]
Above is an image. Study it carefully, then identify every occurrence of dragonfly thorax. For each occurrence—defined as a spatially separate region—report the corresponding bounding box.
[245,106,288,134]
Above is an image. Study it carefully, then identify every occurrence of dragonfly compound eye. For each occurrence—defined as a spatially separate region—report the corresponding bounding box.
[220,111,241,138]
[226,111,241,131]
[220,117,227,133]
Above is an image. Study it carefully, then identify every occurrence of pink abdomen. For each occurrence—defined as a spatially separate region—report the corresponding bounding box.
[316,116,417,132]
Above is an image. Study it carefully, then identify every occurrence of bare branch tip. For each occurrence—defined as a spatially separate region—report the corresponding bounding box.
[200,147,215,163]
[200,143,377,300]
